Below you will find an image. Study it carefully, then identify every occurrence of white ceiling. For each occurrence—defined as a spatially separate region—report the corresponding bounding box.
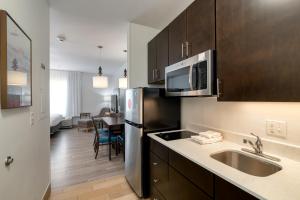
[49,0,194,75]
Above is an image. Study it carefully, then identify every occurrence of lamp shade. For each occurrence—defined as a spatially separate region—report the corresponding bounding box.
[118,77,127,89]
[93,75,108,88]
[7,70,27,86]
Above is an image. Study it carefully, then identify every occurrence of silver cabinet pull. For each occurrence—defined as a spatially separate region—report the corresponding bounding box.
[185,41,189,57]
[152,69,155,80]
[217,78,223,98]
[181,43,184,58]
[156,69,159,80]
[153,162,158,166]
[153,178,159,183]
[5,156,14,167]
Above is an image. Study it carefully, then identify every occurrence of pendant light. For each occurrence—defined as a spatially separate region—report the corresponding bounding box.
[8,58,27,86]
[118,69,127,89]
[93,46,108,88]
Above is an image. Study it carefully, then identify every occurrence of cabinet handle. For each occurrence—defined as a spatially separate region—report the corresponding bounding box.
[217,78,223,98]
[185,41,189,57]
[153,178,159,183]
[153,162,158,166]
[181,43,184,58]
[156,70,159,79]
[152,69,155,80]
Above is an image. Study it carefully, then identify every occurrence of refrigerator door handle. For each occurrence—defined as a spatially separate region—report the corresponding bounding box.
[125,120,143,128]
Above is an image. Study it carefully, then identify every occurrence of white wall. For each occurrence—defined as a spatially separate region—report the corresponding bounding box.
[0,0,50,200]
[127,23,160,88]
[182,97,300,146]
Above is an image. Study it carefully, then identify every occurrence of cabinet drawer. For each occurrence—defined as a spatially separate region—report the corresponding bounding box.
[168,167,212,200]
[150,139,169,162]
[150,152,168,197]
[215,176,258,200]
[169,150,214,197]
[150,186,166,200]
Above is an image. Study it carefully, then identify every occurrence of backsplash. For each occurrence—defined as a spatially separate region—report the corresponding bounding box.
[181,97,300,161]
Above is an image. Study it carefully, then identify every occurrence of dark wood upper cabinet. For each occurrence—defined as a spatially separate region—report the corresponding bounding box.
[187,0,216,57]
[156,28,169,82]
[169,11,187,65]
[216,0,300,101]
[148,38,157,84]
[148,28,168,84]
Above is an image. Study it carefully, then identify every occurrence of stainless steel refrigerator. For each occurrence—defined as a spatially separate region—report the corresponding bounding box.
[125,88,181,198]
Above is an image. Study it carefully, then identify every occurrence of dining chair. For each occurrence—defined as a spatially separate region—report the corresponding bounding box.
[92,117,118,159]
[117,133,125,161]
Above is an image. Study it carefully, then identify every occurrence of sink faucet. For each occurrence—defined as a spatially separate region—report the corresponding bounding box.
[242,133,280,162]
[245,133,263,154]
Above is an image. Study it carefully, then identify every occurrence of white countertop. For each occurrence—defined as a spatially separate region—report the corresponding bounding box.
[148,130,300,200]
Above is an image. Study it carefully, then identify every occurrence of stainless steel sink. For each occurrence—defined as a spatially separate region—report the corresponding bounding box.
[211,150,282,177]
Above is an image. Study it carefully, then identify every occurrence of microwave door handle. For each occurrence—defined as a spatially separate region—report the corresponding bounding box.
[189,65,193,90]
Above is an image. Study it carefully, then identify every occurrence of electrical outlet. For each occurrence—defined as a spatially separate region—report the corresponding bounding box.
[266,120,287,138]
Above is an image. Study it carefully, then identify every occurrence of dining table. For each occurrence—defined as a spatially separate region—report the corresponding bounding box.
[100,116,125,160]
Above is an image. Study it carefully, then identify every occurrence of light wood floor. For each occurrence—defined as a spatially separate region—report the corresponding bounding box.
[50,175,139,200]
[51,129,124,188]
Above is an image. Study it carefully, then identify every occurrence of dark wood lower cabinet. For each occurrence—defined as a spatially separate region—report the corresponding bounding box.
[149,138,259,200]
[150,186,166,200]
[215,176,258,200]
[150,153,169,198]
[168,167,212,200]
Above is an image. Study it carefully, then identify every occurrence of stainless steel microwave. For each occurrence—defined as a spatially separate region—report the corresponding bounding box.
[165,50,215,97]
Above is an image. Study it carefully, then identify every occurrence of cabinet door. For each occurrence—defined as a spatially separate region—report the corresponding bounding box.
[168,167,211,200]
[215,176,258,200]
[187,0,215,57]
[150,153,168,199]
[148,38,157,84]
[169,11,187,65]
[156,28,169,82]
[216,0,300,101]
[169,150,214,197]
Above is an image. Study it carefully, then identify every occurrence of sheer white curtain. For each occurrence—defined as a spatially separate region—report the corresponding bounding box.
[50,70,82,118]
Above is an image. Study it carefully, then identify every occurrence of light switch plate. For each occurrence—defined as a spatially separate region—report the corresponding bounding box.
[266,120,287,138]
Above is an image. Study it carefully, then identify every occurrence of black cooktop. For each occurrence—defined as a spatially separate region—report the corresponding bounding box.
[155,131,198,141]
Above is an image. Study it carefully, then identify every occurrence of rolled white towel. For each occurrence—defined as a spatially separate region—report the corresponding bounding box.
[191,135,223,145]
[198,131,222,139]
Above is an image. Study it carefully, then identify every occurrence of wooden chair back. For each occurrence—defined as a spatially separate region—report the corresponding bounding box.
[91,117,100,143]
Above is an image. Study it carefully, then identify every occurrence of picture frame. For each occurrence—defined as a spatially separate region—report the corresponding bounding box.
[0,10,32,109]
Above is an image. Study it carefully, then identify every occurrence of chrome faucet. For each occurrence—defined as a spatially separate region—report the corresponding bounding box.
[245,133,263,154]
[242,133,280,162]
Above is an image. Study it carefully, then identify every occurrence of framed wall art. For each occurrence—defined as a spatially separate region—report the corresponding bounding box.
[0,10,32,109]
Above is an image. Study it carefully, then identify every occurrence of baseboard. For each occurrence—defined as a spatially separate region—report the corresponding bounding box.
[42,184,51,200]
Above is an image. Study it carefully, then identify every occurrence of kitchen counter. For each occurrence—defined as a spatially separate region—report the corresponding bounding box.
[148,130,300,200]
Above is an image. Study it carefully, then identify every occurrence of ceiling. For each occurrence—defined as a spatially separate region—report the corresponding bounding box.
[49,0,194,75]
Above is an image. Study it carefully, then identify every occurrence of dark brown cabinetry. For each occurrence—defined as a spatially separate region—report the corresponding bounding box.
[148,39,157,84]
[169,150,214,197]
[168,167,211,200]
[169,0,216,65]
[186,0,216,58]
[216,0,300,101]
[215,176,258,200]
[149,138,259,200]
[148,0,216,83]
[169,12,187,65]
[148,28,168,84]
